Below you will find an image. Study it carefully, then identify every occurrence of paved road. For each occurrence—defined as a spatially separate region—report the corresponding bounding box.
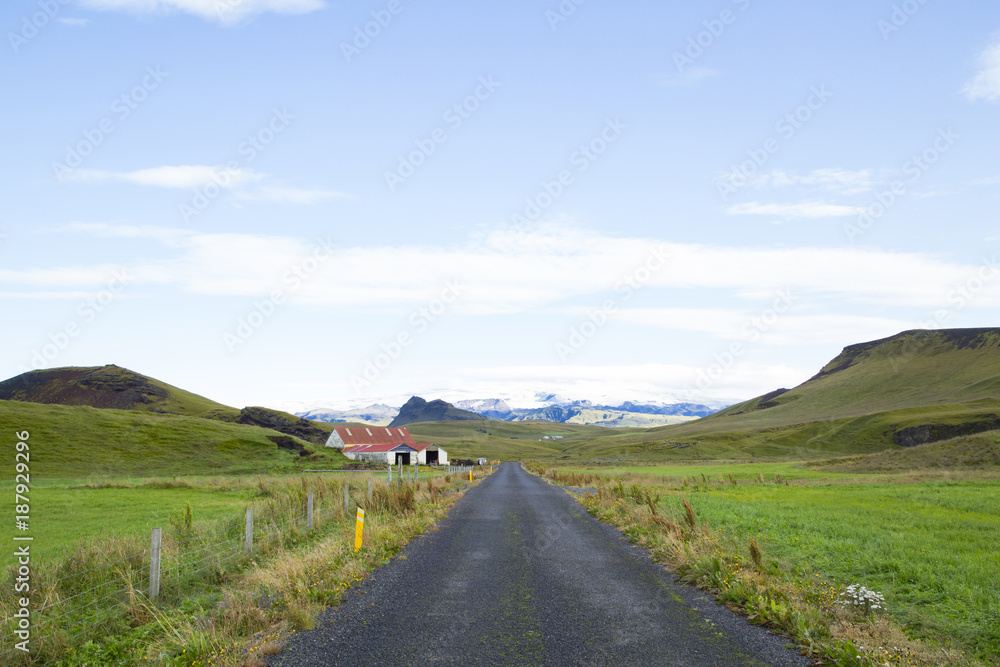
[268,463,810,666]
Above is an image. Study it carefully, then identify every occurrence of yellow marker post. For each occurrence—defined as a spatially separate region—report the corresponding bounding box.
[354,508,365,552]
[469,470,473,482]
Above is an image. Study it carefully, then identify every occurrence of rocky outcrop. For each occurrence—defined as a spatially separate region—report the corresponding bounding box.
[237,407,329,444]
[893,417,1000,447]
[389,396,484,427]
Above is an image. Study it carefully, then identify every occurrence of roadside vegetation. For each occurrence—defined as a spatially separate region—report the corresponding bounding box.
[0,468,492,666]
[525,459,998,667]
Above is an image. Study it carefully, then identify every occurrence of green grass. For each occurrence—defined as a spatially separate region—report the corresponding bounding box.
[407,419,624,460]
[554,454,1000,663]
[563,461,847,482]
[678,478,1000,660]
[811,430,1000,472]
[0,469,452,563]
[1,479,257,562]
[0,399,350,478]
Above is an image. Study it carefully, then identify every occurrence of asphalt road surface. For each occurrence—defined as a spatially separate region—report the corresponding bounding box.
[268,462,811,666]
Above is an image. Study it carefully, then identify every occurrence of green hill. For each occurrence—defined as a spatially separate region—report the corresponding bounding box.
[563,328,1000,461]
[0,365,238,419]
[0,399,347,478]
[0,365,348,476]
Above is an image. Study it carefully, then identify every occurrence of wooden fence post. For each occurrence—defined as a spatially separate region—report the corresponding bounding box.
[387,462,391,485]
[307,492,314,530]
[149,527,161,599]
[343,482,350,511]
[245,509,253,554]
[367,478,372,500]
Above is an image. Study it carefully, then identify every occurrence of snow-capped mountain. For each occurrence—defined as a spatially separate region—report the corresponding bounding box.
[295,395,728,428]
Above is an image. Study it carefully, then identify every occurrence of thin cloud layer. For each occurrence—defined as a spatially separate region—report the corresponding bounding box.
[964,37,1000,102]
[77,0,324,25]
[8,223,993,313]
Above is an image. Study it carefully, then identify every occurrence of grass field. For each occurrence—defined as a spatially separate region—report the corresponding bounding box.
[536,446,1000,665]
[0,469,453,563]
[0,468,482,666]
[679,477,1000,660]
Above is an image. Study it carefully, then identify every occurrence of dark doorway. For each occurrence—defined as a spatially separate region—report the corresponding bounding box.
[426,450,439,464]
[395,452,411,465]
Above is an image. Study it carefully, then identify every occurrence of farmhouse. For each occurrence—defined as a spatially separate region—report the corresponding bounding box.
[325,426,448,465]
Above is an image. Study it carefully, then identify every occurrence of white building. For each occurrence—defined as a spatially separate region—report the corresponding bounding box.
[325,426,448,465]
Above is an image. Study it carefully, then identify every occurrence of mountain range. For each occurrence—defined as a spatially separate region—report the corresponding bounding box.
[1,327,999,471]
[296,396,720,428]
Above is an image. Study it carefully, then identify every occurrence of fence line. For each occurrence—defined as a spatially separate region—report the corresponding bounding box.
[0,477,380,664]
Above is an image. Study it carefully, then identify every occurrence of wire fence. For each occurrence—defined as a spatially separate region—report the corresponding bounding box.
[0,476,373,665]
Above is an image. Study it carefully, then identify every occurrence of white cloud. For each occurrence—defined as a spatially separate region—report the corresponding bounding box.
[25,221,999,313]
[450,362,806,405]
[77,0,324,25]
[611,309,913,346]
[62,166,345,206]
[58,18,91,26]
[728,168,882,195]
[964,38,1000,102]
[726,201,863,218]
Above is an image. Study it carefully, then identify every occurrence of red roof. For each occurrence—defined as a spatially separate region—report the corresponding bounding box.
[344,443,417,454]
[333,426,416,447]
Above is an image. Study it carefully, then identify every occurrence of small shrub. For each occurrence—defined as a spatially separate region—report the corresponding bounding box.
[682,498,696,532]
[169,502,194,541]
[748,536,763,570]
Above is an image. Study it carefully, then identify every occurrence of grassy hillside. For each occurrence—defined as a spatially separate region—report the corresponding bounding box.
[0,365,239,419]
[809,429,1000,472]
[709,328,1000,424]
[0,399,348,477]
[562,328,1000,461]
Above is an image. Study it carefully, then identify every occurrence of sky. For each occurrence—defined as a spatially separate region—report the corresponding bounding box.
[2,0,999,413]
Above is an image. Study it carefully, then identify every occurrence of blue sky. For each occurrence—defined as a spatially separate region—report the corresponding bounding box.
[2,0,999,412]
